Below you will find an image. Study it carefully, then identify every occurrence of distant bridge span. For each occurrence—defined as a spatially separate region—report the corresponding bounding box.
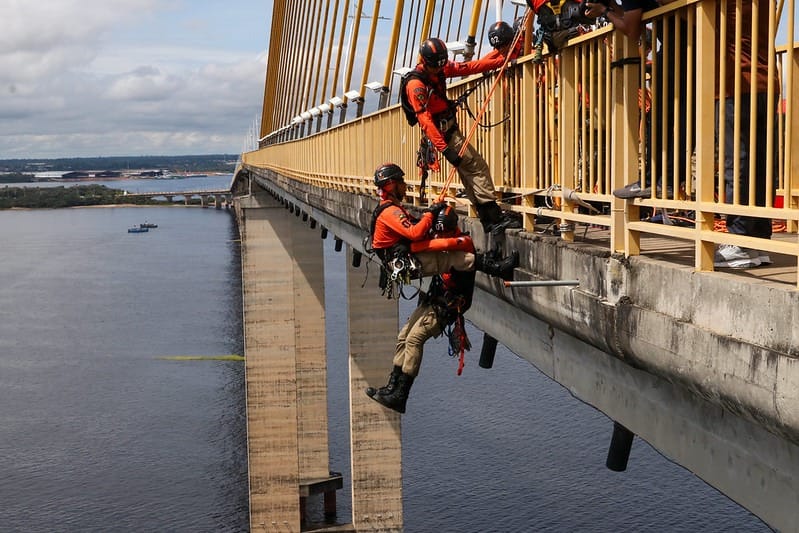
[124,189,232,208]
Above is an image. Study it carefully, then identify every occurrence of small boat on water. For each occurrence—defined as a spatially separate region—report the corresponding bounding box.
[139,222,158,228]
[128,227,149,233]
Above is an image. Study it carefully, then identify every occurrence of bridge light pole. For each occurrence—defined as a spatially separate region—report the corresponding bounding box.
[317,104,332,132]
[329,96,345,126]
[365,80,390,110]
[445,40,468,60]
[300,111,313,137]
[291,116,303,140]
[309,106,322,133]
[344,89,362,119]
[391,67,412,109]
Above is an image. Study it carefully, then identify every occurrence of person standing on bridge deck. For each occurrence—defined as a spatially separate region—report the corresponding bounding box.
[403,28,521,238]
[368,163,519,287]
[711,0,777,268]
[584,0,690,200]
[367,194,479,414]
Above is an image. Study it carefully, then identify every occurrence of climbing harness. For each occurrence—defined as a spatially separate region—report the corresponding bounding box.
[426,274,473,375]
[447,313,471,375]
[364,201,424,300]
[416,136,439,202]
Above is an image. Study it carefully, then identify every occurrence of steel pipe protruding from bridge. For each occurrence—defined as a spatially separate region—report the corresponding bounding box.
[334,237,343,252]
[310,218,317,229]
[606,421,635,472]
[503,280,580,288]
[352,250,362,267]
[479,333,498,369]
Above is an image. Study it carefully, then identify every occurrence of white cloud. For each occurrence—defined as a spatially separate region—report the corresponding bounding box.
[0,0,271,158]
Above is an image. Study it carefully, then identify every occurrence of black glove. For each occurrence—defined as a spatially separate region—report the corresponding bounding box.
[442,146,462,167]
[426,201,447,217]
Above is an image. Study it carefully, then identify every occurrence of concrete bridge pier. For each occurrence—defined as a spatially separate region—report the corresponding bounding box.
[291,199,338,525]
[239,193,342,532]
[346,245,403,531]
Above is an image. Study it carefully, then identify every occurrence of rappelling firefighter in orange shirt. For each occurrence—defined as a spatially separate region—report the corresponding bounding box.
[400,23,522,238]
[366,162,518,414]
[369,162,518,289]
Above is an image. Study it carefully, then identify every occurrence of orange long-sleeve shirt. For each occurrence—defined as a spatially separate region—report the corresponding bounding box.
[405,49,510,152]
[372,200,434,250]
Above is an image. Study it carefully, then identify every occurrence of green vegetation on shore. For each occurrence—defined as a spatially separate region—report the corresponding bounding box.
[0,185,161,209]
[0,173,35,183]
[0,154,237,174]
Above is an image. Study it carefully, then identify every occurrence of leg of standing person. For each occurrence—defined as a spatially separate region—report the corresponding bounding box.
[447,129,521,236]
[714,93,774,268]
[614,19,689,199]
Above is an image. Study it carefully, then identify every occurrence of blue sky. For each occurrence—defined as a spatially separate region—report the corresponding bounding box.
[1,1,274,159]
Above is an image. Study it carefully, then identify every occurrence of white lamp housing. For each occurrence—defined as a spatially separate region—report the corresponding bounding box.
[344,89,362,101]
[365,81,387,92]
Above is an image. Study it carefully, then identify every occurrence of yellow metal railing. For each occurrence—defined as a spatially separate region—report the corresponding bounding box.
[245,0,799,284]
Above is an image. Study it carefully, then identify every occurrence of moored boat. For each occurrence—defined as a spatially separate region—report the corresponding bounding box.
[128,227,149,233]
[139,223,158,228]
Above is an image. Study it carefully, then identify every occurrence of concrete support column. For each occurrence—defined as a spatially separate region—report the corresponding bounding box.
[346,245,403,531]
[240,193,301,531]
[291,214,331,483]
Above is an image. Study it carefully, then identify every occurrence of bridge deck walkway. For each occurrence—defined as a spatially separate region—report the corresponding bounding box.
[568,225,797,286]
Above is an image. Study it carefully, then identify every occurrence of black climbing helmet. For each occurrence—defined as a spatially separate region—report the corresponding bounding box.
[488,21,514,49]
[434,205,459,233]
[374,163,405,187]
[419,38,449,68]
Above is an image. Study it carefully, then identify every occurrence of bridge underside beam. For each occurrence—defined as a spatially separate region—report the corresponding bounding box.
[469,289,799,532]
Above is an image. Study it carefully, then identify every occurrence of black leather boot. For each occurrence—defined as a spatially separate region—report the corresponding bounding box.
[365,365,402,398]
[475,250,519,281]
[372,372,415,414]
[476,201,521,237]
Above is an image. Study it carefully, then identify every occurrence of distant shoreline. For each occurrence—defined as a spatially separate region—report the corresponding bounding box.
[7,203,222,210]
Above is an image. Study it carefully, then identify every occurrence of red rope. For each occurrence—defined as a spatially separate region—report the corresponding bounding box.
[456,315,466,376]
